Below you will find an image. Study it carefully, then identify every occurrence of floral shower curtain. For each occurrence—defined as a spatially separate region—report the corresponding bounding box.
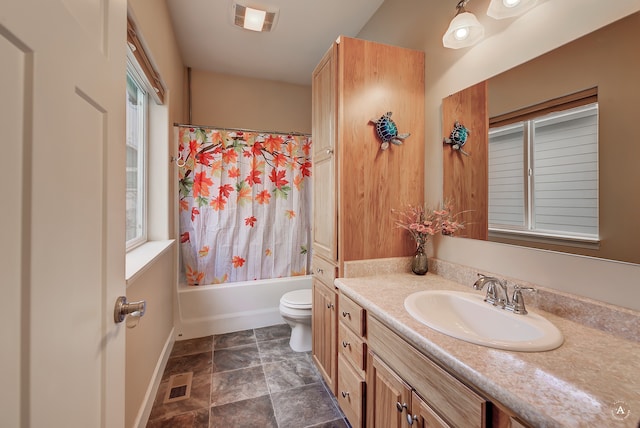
[177,126,312,285]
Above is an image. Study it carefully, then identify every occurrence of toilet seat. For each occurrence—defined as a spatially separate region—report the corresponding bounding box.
[280,289,312,309]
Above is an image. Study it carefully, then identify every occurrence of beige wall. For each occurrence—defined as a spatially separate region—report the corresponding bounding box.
[190,69,312,134]
[126,0,185,426]
[359,0,640,311]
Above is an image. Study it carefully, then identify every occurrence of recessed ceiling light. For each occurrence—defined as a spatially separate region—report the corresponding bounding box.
[232,2,279,32]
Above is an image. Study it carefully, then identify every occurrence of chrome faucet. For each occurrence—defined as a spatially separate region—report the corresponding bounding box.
[473,274,508,307]
[473,274,536,315]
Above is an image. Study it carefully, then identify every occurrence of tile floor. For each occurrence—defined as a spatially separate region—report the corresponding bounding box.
[146,324,349,428]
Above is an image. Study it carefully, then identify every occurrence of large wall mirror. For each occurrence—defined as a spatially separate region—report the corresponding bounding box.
[443,11,640,265]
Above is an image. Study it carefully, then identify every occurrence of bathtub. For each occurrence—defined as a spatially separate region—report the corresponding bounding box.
[175,275,312,340]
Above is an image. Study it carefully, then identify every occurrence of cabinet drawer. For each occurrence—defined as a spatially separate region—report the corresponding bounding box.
[312,256,337,287]
[338,293,365,336]
[337,354,365,428]
[339,322,366,372]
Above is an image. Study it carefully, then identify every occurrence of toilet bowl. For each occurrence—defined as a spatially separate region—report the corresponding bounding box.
[279,289,312,352]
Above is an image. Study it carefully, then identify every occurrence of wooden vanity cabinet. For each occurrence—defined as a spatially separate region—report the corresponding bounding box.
[311,257,338,394]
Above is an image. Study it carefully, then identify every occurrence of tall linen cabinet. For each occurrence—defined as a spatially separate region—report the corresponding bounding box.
[310,35,425,403]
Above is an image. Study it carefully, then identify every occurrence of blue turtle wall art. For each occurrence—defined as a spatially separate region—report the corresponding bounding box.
[369,111,410,150]
[443,121,470,156]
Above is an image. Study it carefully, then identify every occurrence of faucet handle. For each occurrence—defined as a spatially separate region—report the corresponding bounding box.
[510,286,536,315]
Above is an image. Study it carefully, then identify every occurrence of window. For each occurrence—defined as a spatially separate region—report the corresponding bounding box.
[488,96,599,244]
[126,63,148,249]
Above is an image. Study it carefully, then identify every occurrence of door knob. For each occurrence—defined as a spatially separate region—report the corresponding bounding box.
[114,296,146,323]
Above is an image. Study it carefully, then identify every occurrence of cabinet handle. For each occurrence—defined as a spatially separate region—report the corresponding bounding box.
[326,303,334,309]
[341,391,349,398]
[326,148,334,155]
[316,268,324,274]
[342,311,350,318]
[342,341,350,348]
[407,414,417,425]
[396,402,408,412]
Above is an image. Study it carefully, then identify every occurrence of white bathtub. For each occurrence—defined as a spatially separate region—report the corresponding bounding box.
[175,275,312,340]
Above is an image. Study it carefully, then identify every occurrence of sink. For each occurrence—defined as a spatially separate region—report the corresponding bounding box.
[404,290,563,352]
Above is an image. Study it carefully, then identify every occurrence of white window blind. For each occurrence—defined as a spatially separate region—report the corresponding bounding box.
[489,103,598,240]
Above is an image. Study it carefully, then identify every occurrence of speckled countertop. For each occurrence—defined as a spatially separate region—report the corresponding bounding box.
[335,272,640,427]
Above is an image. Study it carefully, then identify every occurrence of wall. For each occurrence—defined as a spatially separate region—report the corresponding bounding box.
[189,69,312,134]
[126,0,185,426]
[358,0,640,312]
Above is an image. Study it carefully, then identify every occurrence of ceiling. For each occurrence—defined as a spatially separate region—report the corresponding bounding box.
[166,0,386,86]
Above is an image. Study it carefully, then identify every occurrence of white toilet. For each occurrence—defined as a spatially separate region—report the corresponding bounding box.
[279,289,313,352]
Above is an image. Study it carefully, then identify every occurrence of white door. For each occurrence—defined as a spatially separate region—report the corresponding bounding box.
[0,0,127,427]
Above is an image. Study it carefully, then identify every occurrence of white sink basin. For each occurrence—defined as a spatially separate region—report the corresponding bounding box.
[404,290,563,352]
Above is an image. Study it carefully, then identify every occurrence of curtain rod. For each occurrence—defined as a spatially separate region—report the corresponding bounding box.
[174,123,311,137]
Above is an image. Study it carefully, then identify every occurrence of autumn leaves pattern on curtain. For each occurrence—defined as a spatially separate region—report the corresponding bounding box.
[178,127,312,285]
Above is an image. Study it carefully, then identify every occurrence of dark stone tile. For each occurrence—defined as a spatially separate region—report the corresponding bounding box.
[146,407,209,428]
[214,329,255,350]
[213,343,261,372]
[211,365,269,406]
[162,351,212,382]
[148,373,211,422]
[306,418,350,428]
[254,323,291,342]
[263,355,320,393]
[271,383,342,428]
[257,337,300,363]
[210,395,277,428]
[171,336,213,358]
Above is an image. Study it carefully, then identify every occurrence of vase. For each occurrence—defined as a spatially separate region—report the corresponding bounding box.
[411,244,428,275]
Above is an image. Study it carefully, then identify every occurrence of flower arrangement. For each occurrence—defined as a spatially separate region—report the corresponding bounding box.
[393,200,465,249]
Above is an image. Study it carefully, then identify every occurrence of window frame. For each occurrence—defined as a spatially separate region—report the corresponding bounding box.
[125,54,150,251]
[488,89,599,248]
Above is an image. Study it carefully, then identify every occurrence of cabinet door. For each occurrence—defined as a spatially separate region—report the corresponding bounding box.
[411,391,450,428]
[368,353,412,428]
[312,279,337,393]
[311,44,337,262]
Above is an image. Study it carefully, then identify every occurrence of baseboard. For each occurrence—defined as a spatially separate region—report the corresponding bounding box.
[133,327,175,428]
[176,307,284,340]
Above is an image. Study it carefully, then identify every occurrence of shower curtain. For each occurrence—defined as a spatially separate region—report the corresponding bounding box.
[177,126,312,285]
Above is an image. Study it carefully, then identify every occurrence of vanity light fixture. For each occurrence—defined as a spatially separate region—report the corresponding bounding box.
[442,0,485,49]
[487,0,538,19]
[232,2,279,32]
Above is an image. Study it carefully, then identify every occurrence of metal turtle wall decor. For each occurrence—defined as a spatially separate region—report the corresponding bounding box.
[443,121,470,156]
[369,111,410,150]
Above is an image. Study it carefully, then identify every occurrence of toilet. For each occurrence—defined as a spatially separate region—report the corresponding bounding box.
[279,289,313,352]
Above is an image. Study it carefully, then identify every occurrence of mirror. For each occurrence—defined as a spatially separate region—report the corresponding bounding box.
[444,12,640,265]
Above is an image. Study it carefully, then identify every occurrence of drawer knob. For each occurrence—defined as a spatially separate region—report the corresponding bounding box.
[341,391,350,398]
[407,414,417,425]
[396,402,408,412]
[342,311,350,318]
[326,303,334,309]
[316,268,324,274]
[342,341,350,348]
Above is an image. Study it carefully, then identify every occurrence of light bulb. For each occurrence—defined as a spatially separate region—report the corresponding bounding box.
[454,27,470,40]
[503,0,520,7]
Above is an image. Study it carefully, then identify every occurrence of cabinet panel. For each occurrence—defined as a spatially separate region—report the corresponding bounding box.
[367,352,412,428]
[412,391,450,428]
[337,354,365,428]
[338,322,366,372]
[312,255,337,287]
[339,292,366,336]
[312,279,337,394]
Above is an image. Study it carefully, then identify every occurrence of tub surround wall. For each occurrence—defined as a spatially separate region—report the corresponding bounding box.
[335,267,640,427]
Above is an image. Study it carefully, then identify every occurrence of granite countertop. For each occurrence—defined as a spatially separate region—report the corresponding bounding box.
[335,272,640,428]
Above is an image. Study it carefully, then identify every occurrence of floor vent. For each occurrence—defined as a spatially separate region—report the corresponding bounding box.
[163,372,193,404]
